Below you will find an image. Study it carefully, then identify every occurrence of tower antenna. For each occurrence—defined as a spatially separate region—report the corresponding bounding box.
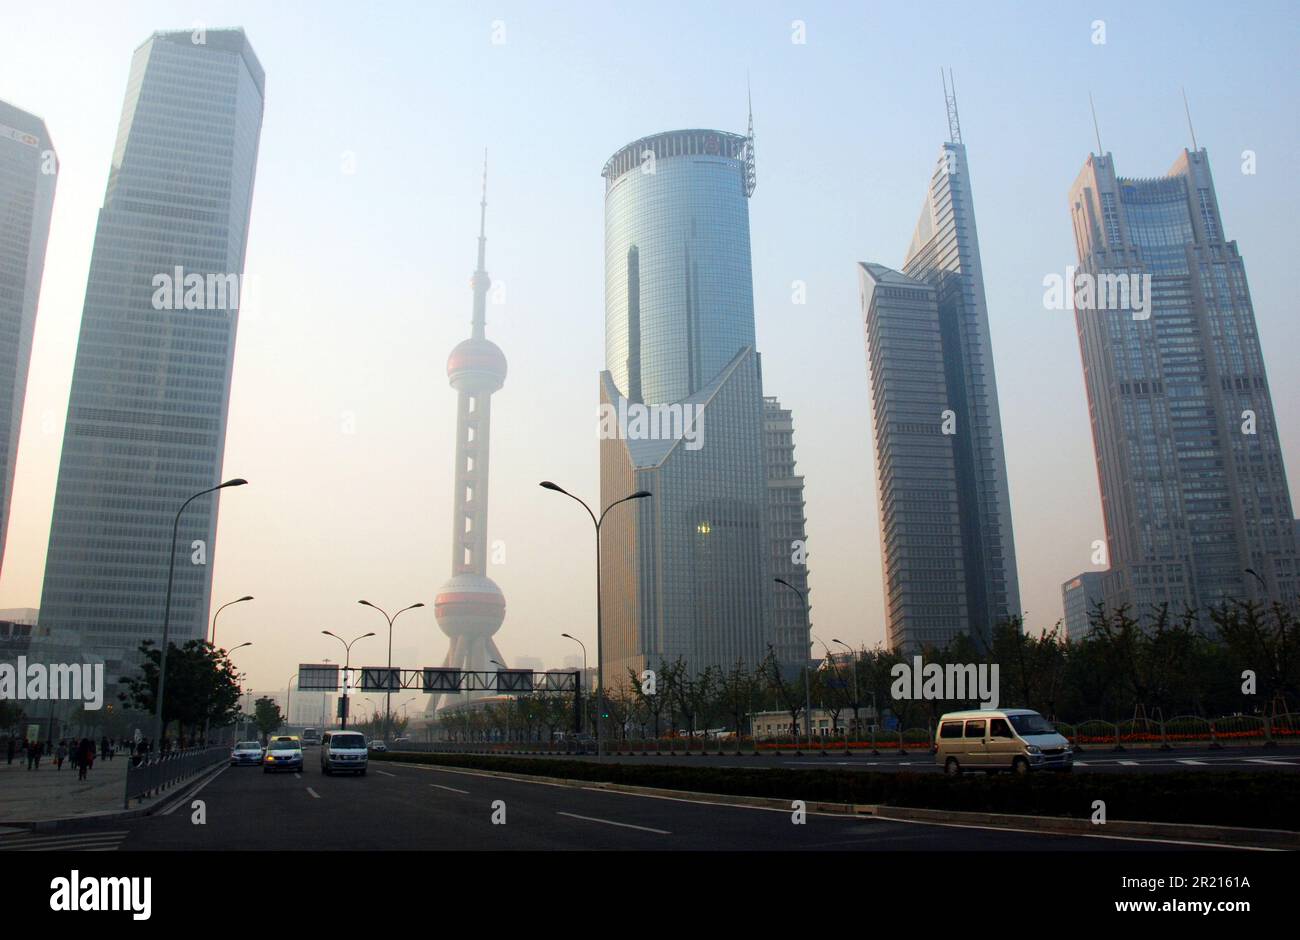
[1089,92,1103,155]
[743,75,756,197]
[942,68,962,144]
[1182,86,1198,152]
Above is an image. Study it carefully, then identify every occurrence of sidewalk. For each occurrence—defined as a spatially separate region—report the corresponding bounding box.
[0,753,128,823]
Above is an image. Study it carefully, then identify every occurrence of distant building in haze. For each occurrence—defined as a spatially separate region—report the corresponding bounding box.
[0,100,57,575]
[1061,572,1105,639]
[764,397,812,667]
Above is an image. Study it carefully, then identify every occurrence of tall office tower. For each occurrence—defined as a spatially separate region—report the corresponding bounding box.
[764,396,812,666]
[1068,147,1297,619]
[858,263,967,651]
[857,87,1020,652]
[36,30,264,678]
[426,165,508,717]
[0,101,57,574]
[1061,571,1105,640]
[598,124,772,687]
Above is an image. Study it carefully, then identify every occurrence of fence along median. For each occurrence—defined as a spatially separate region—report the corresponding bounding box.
[124,746,228,809]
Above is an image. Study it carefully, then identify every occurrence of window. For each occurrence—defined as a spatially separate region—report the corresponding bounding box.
[989,718,1013,739]
[964,719,986,739]
[939,722,962,739]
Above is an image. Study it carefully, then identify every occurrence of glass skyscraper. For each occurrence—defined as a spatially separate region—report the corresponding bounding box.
[37,30,264,676]
[1068,148,1297,620]
[599,128,779,685]
[0,101,57,575]
[859,137,1020,653]
[764,396,812,667]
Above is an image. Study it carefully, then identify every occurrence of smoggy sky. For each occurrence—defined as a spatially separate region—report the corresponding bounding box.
[2,0,1297,708]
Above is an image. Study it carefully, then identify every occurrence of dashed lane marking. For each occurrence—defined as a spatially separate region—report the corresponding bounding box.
[557,811,671,835]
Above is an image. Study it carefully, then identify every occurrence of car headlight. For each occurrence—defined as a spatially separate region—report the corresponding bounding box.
[1025,745,1041,754]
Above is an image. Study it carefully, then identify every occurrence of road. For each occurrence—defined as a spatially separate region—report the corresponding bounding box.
[0,757,1258,852]
[476,744,1300,774]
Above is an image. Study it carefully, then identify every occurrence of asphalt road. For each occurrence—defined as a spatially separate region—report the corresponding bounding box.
[0,757,1254,852]
[482,744,1300,774]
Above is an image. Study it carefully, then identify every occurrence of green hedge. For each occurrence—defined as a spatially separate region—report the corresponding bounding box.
[373,751,1300,831]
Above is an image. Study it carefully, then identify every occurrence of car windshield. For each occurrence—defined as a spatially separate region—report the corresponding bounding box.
[269,742,300,751]
[1008,713,1056,736]
[235,743,260,750]
[331,735,365,749]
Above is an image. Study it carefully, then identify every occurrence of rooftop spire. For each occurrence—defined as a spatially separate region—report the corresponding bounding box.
[471,148,490,338]
[1182,86,1198,152]
[476,148,488,272]
[1089,92,1103,155]
[942,68,962,144]
[743,76,756,197]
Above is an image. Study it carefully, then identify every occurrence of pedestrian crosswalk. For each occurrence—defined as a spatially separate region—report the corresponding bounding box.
[0,828,129,852]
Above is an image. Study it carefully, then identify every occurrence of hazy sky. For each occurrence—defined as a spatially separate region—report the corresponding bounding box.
[2,1,1297,707]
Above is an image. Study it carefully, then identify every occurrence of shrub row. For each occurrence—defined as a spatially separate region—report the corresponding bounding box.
[372,751,1299,830]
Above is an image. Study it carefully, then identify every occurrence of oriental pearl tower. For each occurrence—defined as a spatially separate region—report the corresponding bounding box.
[426,156,508,716]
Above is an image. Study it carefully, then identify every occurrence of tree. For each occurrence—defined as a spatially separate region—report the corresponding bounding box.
[719,660,758,737]
[761,646,804,739]
[254,697,284,741]
[118,640,243,743]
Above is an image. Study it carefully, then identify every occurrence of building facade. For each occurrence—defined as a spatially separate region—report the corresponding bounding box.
[1068,148,1297,621]
[36,30,265,678]
[858,133,1020,653]
[0,101,57,575]
[598,127,774,687]
[1061,571,1105,639]
[764,396,812,667]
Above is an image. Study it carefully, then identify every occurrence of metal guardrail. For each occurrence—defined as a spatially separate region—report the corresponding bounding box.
[123,745,228,809]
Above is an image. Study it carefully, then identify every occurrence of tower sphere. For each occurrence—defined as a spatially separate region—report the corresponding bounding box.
[447,337,507,392]
[434,572,506,639]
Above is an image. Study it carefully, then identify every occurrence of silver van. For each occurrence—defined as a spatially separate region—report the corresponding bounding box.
[320,730,368,776]
[934,709,1073,776]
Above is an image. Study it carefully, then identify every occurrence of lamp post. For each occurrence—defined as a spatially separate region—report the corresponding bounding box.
[560,632,587,735]
[774,577,812,748]
[210,595,254,647]
[322,631,375,730]
[285,672,297,732]
[832,638,862,740]
[155,478,247,749]
[814,634,848,739]
[358,600,424,743]
[540,481,651,760]
[206,641,252,746]
[491,659,510,743]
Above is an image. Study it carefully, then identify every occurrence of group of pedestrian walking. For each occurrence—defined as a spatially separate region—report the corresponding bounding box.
[4,735,120,779]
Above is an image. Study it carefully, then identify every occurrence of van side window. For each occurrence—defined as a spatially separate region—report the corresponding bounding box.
[964,719,985,738]
[939,722,962,739]
[990,718,1013,739]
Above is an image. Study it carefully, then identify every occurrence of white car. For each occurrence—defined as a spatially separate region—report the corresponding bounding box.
[320,731,368,776]
[230,741,263,766]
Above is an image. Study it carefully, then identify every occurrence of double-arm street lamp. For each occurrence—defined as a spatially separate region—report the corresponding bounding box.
[322,630,375,730]
[211,595,254,647]
[155,478,247,748]
[358,600,425,743]
[540,481,652,759]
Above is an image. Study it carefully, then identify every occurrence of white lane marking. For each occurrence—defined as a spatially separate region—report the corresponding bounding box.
[160,764,227,816]
[1177,759,1208,766]
[295,773,301,779]
[1118,760,1139,766]
[1246,758,1293,766]
[557,811,671,835]
[0,832,128,850]
[1074,761,1090,766]
[430,784,469,794]
[375,770,396,777]
[306,787,321,799]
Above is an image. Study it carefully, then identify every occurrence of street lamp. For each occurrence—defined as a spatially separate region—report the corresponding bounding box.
[774,577,813,748]
[322,631,375,729]
[210,595,254,647]
[832,638,863,738]
[560,632,587,735]
[491,659,511,743]
[358,600,425,743]
[156,478,247,749]
[540,481,651,759]
[226,642,252,743]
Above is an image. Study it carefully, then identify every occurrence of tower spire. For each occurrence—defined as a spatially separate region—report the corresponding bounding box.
[1182,86,1198,152]
[1089,92,1104,155]
[471,148,490,339]
[742,76,756,197]
[942,68,962,144]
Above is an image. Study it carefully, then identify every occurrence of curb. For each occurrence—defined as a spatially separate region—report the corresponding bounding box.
[4,761,229,832]
[386,759,1300,850]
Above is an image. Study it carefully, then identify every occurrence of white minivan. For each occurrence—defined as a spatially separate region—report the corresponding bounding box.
[934,709,1073,776]
[320,730,369,776]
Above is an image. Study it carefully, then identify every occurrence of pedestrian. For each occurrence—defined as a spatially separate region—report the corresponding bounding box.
[5,737,13,765]
[100,735,109,761]
[76,738,93,780]
[25,740,36,770]
[55,740,67,770]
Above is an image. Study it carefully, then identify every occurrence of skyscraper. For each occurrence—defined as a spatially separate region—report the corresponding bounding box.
[598,125,773,686]
[37,30,264,676]
[426,162,509,716]
[1061,571,1105,640]
[1068,146,1297,619]
[764,396,812,666]
[858,89,1020,653]
[0,101,57,575]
